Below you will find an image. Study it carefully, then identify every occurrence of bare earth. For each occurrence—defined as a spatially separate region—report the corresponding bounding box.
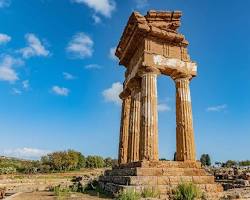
[7,191,112,200]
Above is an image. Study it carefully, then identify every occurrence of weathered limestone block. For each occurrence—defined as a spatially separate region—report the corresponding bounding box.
[140,160,202,168]
[99,160,223,195]
[192,176,215,184]
[104,168,137,176]
[130,176,158,185]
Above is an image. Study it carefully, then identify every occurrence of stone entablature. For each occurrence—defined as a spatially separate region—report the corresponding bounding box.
[116,11,190,67]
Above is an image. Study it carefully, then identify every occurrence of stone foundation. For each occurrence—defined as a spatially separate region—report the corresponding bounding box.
[99,161,223,199]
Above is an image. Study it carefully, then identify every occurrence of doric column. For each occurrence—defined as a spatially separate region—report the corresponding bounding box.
[139,71,159,161]
[127,82,141,163]
[118,94,131,165]
[175,77,196,161]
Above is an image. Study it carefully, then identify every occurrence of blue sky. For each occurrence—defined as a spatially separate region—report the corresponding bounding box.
[0,0,249,162]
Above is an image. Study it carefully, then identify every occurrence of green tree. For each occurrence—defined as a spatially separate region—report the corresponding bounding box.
[77,153,86,169]
[85,156,105,168]
[200,154,211,166]
[239,160,250,166]
[41,150,86,171]
[223,160,237,168]
[67,150,81,170]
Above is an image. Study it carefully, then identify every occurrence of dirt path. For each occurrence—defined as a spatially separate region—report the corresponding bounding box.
[7,191,113,200]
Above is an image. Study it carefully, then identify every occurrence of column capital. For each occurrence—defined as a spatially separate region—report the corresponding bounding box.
[119,89,131,100]
[127,78,141,93]
[173,74,192,83]
[138,65,160,77]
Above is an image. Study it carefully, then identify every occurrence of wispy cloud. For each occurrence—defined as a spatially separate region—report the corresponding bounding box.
[22,80,30,90]
[19,33,50,59]
[92,14,101,24]
[66,32,93,59]
[206,104,227,112]
[134,0,148,9]
[85,64,101,69]
[0,33,11,45]
[102,82,122,105]
[158,103,171,112]
[0,55,24,83]
[63,72,76,80]
[0,0,11,8]
[109,47,117,61]
[72,0,116,18]
[2,147,50,160]
[51,86,70,96]
[11,88,22,95]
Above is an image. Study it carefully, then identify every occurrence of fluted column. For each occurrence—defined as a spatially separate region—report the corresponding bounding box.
[175,77,196,161]
[127,83,141,163]
[118,95,131,165]
[140,72,159,161]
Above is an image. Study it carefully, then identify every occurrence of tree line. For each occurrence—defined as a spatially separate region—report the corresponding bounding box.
[200,154,250,167]
[1,151,249,174]
[0,150,117,174]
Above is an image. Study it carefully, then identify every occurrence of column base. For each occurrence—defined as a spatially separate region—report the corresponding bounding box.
[99,161,223,199]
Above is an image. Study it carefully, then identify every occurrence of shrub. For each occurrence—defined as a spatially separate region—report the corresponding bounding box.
[70,176,84,193]
[141,187,160,198]
[52,185,70,198]
[173,182,201,200]
[117,189,141,200]
[0,167,16,174]
[222,160,237,168]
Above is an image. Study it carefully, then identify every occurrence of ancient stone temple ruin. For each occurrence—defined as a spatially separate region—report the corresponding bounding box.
[100,10,223,198]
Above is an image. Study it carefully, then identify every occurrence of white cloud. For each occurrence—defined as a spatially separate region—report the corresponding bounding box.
[66,32,93,59]
[0,33,11,45]
[135,0,148,9]
[22,80,30,90]
[0,0,11,8]
[63,72,76,80]
[0,66,18,82]
[20,33,50,59]
[206,104,227,112]
[12,88,22,95]
[85,64,101,69]
[0,55,23,83]
[102,82,123,105]
[158,103,171,112]
[51,86,70,96]
[92,14,101,24]
[109,47,117,60]
[72,0,116,17]
[2,147,50,160]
